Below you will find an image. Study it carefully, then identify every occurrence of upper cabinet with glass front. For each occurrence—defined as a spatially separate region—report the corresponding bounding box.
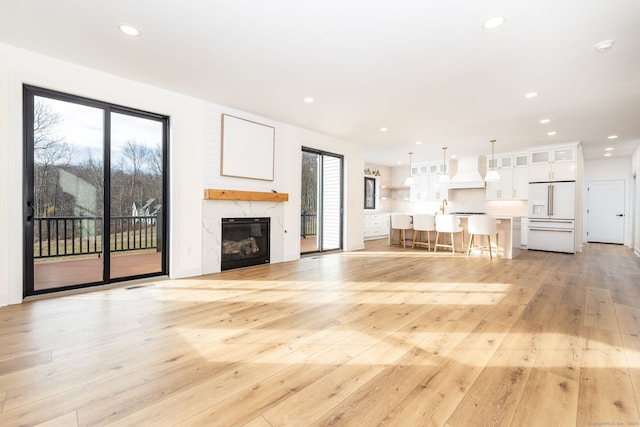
[409,161,447,201]
[513,153,529,199]
[485,155,513,200]
[485,152,528,200]
[529,144,577,182]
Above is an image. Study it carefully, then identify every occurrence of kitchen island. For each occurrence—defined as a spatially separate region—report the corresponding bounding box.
[388,213,522,259]
[458,214,522,259]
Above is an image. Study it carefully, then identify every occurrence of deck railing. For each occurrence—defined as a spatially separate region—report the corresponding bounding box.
[300,212,317,238]
[33,215,158,258]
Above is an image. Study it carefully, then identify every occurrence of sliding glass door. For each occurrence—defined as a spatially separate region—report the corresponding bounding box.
[109,112,165,279]
[300,148,343,254]
[23,86,168,296]
[27,94,105,290]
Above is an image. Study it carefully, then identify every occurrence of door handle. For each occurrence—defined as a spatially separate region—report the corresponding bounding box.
[26,201,35,221]
[529,227,574,233]
[616,214,624,217]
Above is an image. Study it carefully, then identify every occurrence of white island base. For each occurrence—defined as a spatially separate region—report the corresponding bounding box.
[388,214,522,259]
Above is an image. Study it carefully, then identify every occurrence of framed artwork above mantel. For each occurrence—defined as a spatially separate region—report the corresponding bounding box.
[221,114,275,181]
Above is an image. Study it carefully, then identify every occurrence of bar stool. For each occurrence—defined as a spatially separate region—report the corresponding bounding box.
[390,213,413,248]
[467,215,498,259]
[412,214,436,250]
[434,214,464,253]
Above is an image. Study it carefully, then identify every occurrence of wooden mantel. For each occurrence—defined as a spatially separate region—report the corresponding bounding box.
[204,189,289,202]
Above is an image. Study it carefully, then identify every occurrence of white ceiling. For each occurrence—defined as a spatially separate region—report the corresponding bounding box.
[1,0,639,164]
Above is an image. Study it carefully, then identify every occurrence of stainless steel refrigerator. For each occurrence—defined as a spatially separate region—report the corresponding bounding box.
[527,181,576,253]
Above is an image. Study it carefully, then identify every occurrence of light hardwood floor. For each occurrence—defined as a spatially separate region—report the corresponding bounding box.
[1,240,640,426]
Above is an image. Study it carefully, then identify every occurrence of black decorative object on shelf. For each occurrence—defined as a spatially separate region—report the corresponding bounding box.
[364,177,376,209]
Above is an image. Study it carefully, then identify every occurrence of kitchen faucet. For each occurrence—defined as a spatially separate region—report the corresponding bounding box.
[440,199,448,214]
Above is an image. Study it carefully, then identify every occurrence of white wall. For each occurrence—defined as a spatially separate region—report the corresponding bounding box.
[632,147,640,256]
[0,48,9,307]
[0,42,365,307]
[583,157,633,247]
[363,163,392,214]
[201,108,366,269]
[285,126,365,254]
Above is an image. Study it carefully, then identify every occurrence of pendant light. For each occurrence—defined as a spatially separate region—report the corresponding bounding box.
[404,152,416,186]
[485,139,501,182]
[438,147,450,184]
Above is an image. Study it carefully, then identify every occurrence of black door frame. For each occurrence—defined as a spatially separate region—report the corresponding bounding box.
[23,85,170,297]
[301,147,344,254]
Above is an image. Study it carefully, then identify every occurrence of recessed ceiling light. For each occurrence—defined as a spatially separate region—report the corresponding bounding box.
[525,92,538,99]
[594,40,615,53]
[396,160,402,165]
[547,131,557,136]
[303,97,314,103]
[380,127,388,132]
[415,141,422,145]
[605,147,614,151]
[604,153,612,157]
[119,24,140,36]
[483,16,505,30]
[540,118,551,124]
[608,135,618,139]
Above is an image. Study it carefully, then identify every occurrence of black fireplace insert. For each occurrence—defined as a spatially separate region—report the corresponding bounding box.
[221,217,270,270]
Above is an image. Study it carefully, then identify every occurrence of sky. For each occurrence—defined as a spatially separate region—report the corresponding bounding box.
[37,96,163,171]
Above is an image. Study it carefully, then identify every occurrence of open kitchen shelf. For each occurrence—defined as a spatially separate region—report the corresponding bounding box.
[380,185,410,190]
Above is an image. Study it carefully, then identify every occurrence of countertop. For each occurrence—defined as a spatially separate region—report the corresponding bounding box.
[367,211,524,221]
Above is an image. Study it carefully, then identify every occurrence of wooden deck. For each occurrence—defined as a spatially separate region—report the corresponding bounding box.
[35,239,317,292]
[300,236,318,253]
[2,241,640,426]
[34,252,163,291]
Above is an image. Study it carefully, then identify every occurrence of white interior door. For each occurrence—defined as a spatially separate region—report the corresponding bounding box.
[587,180,625,244]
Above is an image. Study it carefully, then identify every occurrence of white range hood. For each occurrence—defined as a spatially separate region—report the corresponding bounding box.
[447,156,487,189]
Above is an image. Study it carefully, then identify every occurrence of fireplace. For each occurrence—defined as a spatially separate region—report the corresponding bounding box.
[221,217,270,271]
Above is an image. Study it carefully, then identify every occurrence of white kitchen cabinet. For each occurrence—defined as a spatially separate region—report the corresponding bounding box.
[410,163,429,201]
[486,167,514,200]
[414,175,430,200]
[387,160,446,202]
[513,153,528,199]
[427,161,448,200]
[529,145,576,182]
[486,155,512,200]
[428,161,447,175]
[412,163,429,177]
[514,154,528,167]
[486,152,528,200]
[427,176,446,201]
[488,155,513,170]
[364,214,390,240]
